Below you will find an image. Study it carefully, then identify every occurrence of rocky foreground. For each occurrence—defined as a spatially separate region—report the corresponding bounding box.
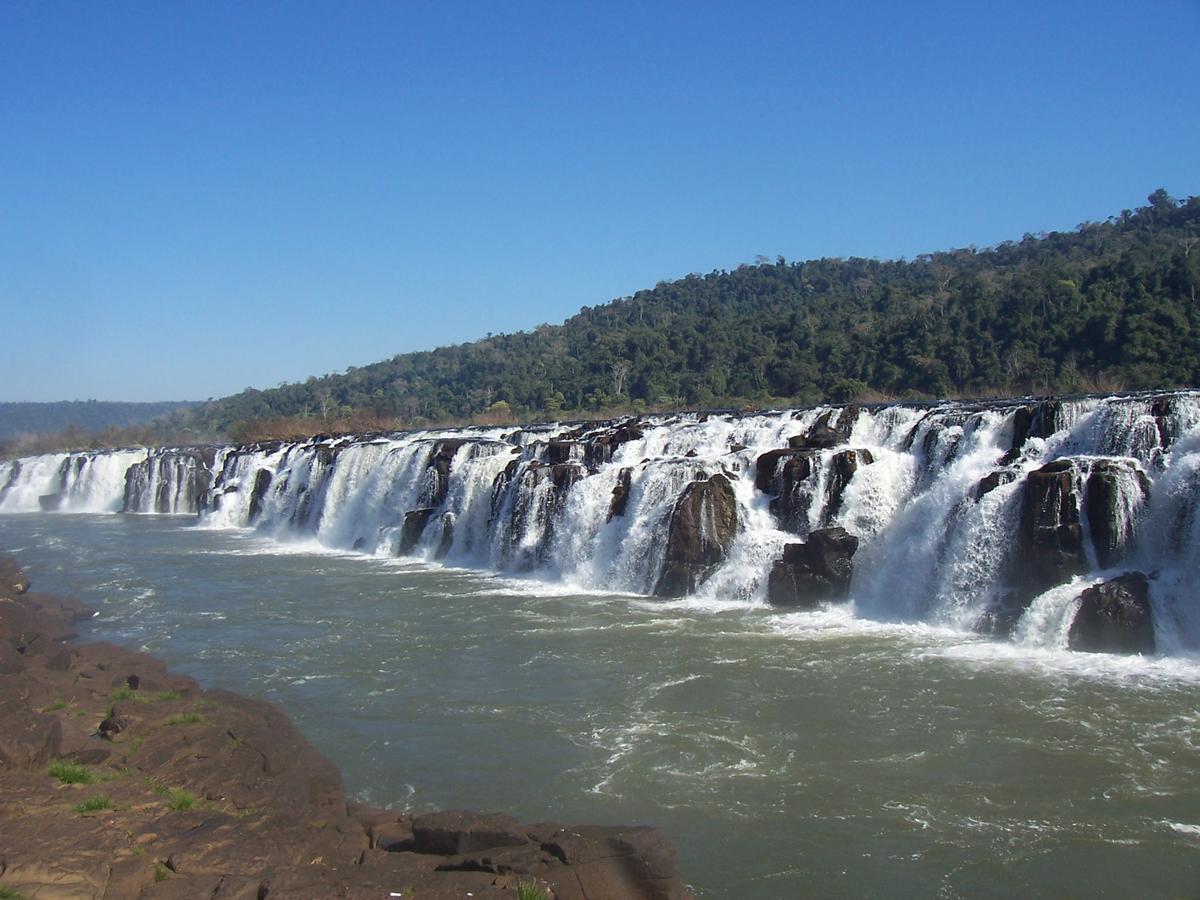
[0,557,691,899]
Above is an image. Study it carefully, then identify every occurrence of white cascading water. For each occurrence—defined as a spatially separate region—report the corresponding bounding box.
[2,392,1198,654]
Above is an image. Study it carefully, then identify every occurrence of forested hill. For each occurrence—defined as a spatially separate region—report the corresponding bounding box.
[0,400,199,442]
[184,190,1199,435]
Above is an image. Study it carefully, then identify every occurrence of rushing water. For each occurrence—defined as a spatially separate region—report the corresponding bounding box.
[2,512,1200,897]
[3,394,1200,894]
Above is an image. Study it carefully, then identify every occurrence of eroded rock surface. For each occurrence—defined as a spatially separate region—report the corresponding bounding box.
[766,527,859,607]
[653,474,739,597]
[1067,572,1156,655]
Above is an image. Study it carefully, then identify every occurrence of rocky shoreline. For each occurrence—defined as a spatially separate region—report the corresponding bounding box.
[0,556,691,899]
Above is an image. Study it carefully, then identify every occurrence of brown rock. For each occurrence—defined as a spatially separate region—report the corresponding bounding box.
[412,810,530,855]
[653,473,739,597]
[766,527,859,607]
[1068,572,1155,654]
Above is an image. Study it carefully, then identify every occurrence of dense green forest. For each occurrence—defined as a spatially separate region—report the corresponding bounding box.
[155,190,1200,437]
[0,400,198,442]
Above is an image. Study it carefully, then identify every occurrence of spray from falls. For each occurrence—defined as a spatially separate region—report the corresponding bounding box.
[2,392,1199,655]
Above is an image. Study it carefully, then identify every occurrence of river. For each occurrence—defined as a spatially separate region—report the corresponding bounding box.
[3,511,1198,897]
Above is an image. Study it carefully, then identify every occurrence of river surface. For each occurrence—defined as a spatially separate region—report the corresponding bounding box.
[3,512,1199,897]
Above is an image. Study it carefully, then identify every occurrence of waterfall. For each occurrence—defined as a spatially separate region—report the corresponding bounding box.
[3,391,1199,654]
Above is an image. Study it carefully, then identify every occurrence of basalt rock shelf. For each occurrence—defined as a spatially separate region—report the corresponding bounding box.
[2,391,1200,655]
[0,556,691,899]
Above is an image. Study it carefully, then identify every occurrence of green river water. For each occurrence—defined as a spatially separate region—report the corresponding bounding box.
[3,513,1199,897]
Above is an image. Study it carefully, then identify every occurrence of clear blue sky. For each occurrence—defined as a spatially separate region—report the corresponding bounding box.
[2,1,1197,402]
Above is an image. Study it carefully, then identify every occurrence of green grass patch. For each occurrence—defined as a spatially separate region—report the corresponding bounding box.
[165,712,203,726]
[517,881,550,900]
[110,686,142,702]
[0,886,27,899]
[47,760,96,785]
[154,690,181,702]
[154,862,169,882]
[166,788,197,811]
[40,699,68,712]
[75,793,113,813]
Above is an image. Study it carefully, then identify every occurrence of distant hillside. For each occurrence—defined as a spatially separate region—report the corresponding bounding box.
[0,400,199,441]
[181,189,1198,436]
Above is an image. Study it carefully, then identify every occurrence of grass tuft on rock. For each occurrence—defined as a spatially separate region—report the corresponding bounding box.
[48,760,96,784]
[40,699,68,712]
[0,886,27,899]
[165,712,203,726]
[516,880,551,900]
[154,690,181,701]
[166,788,197,811]
[75,794,113,813]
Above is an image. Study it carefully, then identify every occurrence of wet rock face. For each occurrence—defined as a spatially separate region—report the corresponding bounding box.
[419,439,467,507]
[973,591,1027,638]
[755,448,805,493]
[826,449,874,522]
[767,453,818,534]
[545,440,578,465]
[399,508,438,554]
[608,467,633,521]
[766,527,859,607]
[1009,400,1063,456]
[1016,459,1087,598]
[654,473,739,598]
[757,447,872,535]
[583,420,645,467]
[122,449,218,515]
[1067,572,1155,654]
[1150,395,1179,452]
[1085,460,1150,569]
[0,459,21,504]
[972,467,1019,501]
[504,463,585,569]
[789,406,858,450]
[247,468,273,524]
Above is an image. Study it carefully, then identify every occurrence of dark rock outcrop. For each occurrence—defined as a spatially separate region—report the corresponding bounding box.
[546,440,579,465]
[825,449,874,522]
[1008,401,1063,458]
[973,590,1027,638]
[654,473,739,597]
[1067,572,1155,654]
[972,467,1019,501]
[0,555,692,899]
[419,438,468,507]
[506,463,585,568]
[1085,459,1149,569]
[764,452,818,533]
[1015,459,1087,598]
[755,448,803,493]
[608,467,633,521]
[766,527,859,607]
[757,447,872,534]
[789,406,858,450]
[399,507,438,554]
[584,421,645,467]
[0,459,21,505]
[246,468,273,524]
